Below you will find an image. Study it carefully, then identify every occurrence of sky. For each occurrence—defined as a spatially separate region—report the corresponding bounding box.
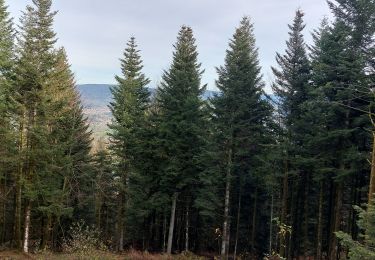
[7,0,331,92]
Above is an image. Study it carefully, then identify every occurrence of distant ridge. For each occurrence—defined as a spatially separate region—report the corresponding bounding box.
[76,84,218,137]
[76,84,218,109]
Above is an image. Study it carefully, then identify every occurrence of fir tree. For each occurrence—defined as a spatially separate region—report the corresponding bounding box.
[156,25,206,254]
[0,0,15,245]
[108,36,150,251]
[337,200,375,259]
[309,3,373,257]
[271,10,312,257]
[212,16,273,257]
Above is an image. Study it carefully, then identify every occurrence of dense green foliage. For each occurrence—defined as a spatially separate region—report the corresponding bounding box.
[0,0,374,259]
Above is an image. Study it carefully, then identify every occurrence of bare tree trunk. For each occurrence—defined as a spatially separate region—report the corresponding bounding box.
[329,182,343,260]
[185,203,189,252]
[23,202,31,253]
[316,181,324,260]
[163,212,167,253]
[221,146,232,259]
[14,121,25,250]
[41,215,52,250]
[167,192,178,254]
[279,158,288,257]
[234,185,242,260]
[303,173,309,256]
[117,191,124,251]
[251,188,258,252]
[369,132,375,202]
[269,193,274,255]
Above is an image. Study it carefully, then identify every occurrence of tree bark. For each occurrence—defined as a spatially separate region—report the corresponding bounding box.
[163,212,167,252]
[117,191,124,251]
[329,182,343,260]
[303,173,309,256]
[167,192,178,254]
[251,188,258,252]
[279,158,288,257]
[316,181,324,260]
[369,132,375,202]
[23,202,31,253]
[269,193,274,255]
[185,203,189,252]
[14,120,25,250]
[221,145,232,259]
[233,185,242,260]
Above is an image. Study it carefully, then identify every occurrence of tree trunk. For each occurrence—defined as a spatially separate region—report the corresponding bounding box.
[234,185,242,260]
[117,191,124,251]
[316,181,324,260]
[251,188,258,252]
[23,202,31,253]
[14,121,25,250]
[329,182,343,260]
[185,203,189,252]
[41,215,52,250]
[221,146,232,259]
[279,158,288,257]
[369,132,375,202]
[167,192,178,254]
[303,173,309,256]
[269,193,274,255]
[163,212,167,252]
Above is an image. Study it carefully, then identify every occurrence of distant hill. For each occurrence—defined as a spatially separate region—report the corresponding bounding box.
[76,84,218,138]
[76,84,217,109]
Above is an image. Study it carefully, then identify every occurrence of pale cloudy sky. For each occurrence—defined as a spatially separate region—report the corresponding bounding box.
[7,0,331,92]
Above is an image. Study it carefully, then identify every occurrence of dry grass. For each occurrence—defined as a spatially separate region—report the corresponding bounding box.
[0,250,209,260]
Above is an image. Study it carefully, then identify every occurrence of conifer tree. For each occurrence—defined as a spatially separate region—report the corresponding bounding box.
[212,17,273,257]
[271,10,311,257]
[13,0,92,251]
[0,0,15,245]
[336,200,375,259]
[108,37,150,251]
[156,25,206,254]
[309,1,374,257]
[13,0,58,252]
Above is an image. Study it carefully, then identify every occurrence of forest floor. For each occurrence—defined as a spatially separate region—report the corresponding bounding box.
[0,250,210,260]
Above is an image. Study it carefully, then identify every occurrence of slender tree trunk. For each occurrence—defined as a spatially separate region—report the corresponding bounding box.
[269,193,274,255]
[163,212,167,252]
[185,203,189,252]
[303,173,309,256]
[41,215,52,250]
[279,158,288,257]
[23,202,31,253]
[369,132,375,202]
[221,146,232,259]
[234,185,242,260]
[251,188,258,253]
[288,179,295,260]
[316,181,324,260]
[167,192,178,254]
[117,191,124,251]
[14,121,25,250]
[329,182,343,260]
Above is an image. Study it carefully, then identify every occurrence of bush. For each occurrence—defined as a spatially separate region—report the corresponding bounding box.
[62,220,107,258]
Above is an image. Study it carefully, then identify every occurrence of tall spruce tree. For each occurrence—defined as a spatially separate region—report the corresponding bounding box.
[14,0,58,251]
[156,25,206,254]
[13,0,92,252]
[0,0,15,245]
[212,17,273,258]
[309,1,374,257]
[108,37,150,251]
[271,10,311,258]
